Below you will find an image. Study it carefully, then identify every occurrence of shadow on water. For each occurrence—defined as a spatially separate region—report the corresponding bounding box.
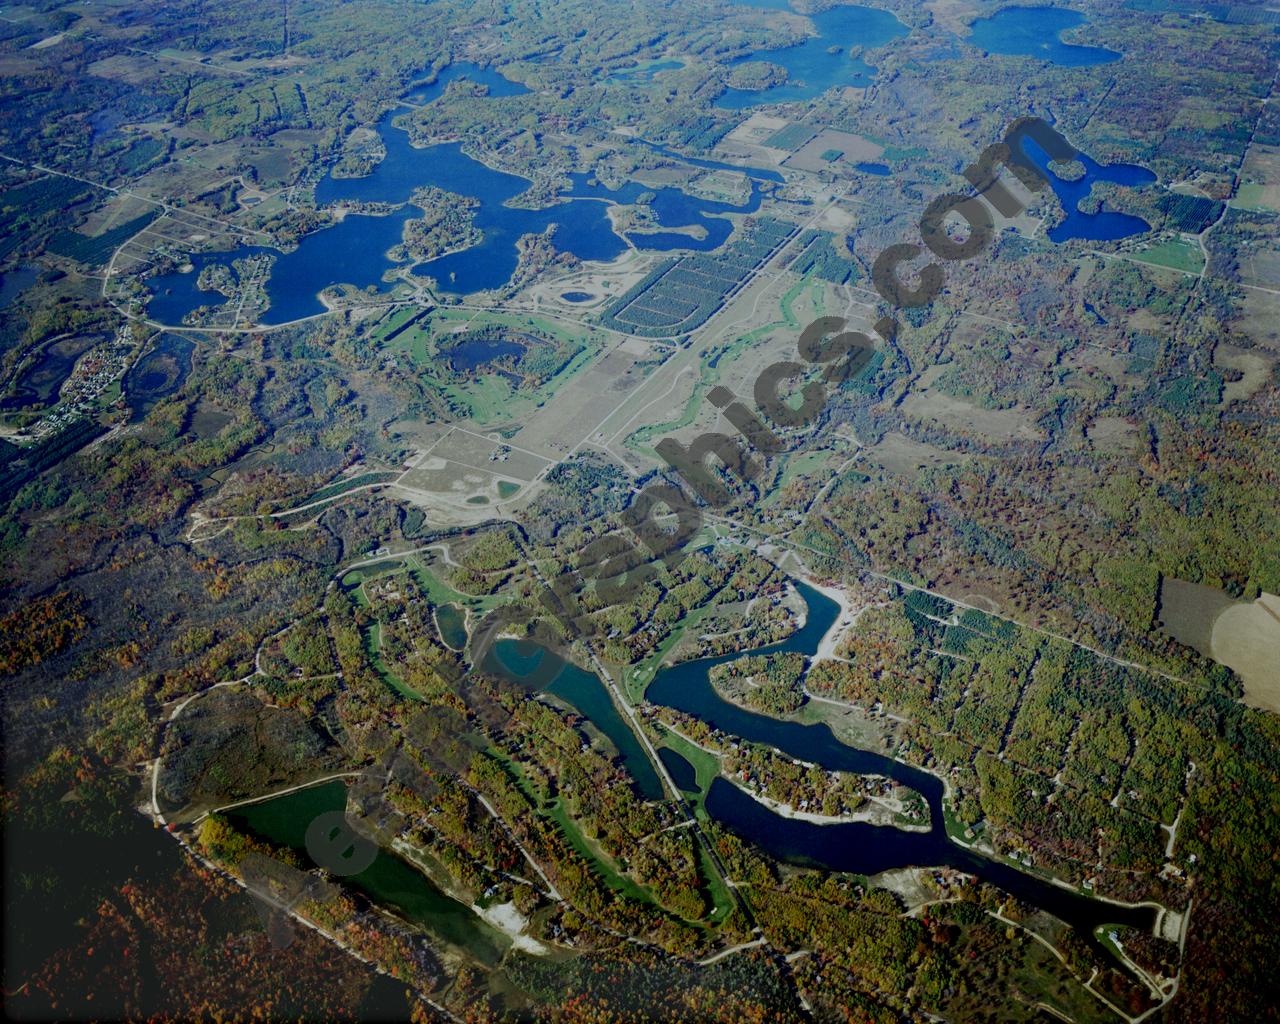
[483,639,666,801]
[229,781,508,965]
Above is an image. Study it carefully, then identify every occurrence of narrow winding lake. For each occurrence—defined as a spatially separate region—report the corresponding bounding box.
[644,582,1156,949]
[483,638,666,801]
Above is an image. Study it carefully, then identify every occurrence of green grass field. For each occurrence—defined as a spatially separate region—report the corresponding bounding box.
[1127,235,1204,274]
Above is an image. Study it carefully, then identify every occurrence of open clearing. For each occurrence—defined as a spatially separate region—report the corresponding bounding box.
[1233,145,1280,213]
[718,112,793,166]
[901,366,1045,442]
[1126,234,1205,274]
[784,129,884,173]
[1159,578,1280,707]
[1215,344,1274,404]
[1213,593,1280,712]
[864,433,962,476]
[1233,288,1280,352]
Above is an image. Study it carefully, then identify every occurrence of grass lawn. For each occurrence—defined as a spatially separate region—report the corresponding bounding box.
[1127,235,1203,274]
[407,555,504,611]
[491,750,659,906]
[626,603,714,702]
[363,620,425,700]
[655,726,721,816]
[1231,182,1275,213]
[651,728,736,923]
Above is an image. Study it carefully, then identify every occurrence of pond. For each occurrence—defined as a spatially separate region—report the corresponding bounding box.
[0,264,38,308]
[644,581,1157,957]
[0,332,99,410]
[229,780,507,965]
[435,603,468,651]
[125,333,195,417]
[657,747,698,792]
[446,336,524,373]
[718,4,909,109]
[968,6,1121,67]
[560,291,594,303]
[482,638,666,801]
[1019,135,1156,242]
[147,110,765,323]
[605,59,686,84]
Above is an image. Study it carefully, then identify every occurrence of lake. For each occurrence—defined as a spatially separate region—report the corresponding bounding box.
[478,579,1157,955]
[1019,135,1156,242]
[642,581,1157,951]
[483,638,666,801]
[718,4,909,109]
[147,110,764,323]
[229,780,507,964]
[402,62,530,105]
[968,6,1121,66]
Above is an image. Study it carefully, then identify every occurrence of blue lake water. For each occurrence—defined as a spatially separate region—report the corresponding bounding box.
[484,638,665,801]
[1019,135,1156,242]
[0,265,37,307]
[476,579,1155,969]
[401,62,530,104]
[968,6,1121,66]
[643,582,1157,952]
[445,336,523,373]
[146,111,763,323]
[718,4,909,109]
